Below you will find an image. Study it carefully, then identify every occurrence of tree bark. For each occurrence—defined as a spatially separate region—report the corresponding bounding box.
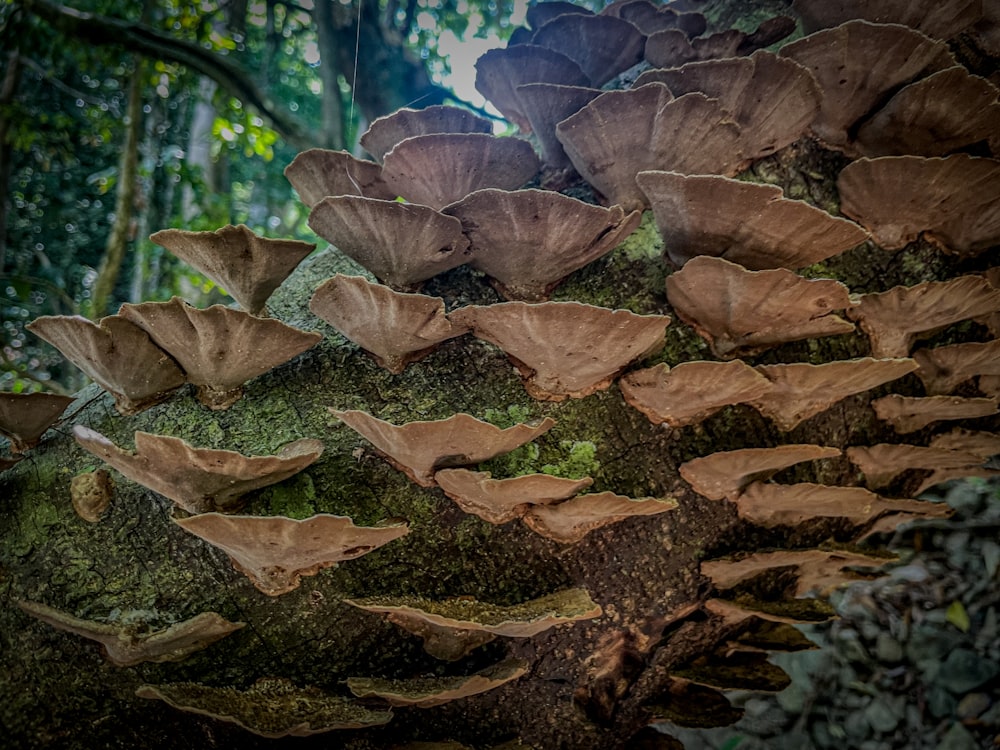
[0,48,23,272]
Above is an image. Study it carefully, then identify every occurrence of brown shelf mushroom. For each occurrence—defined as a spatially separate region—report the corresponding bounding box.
[846,275,1000,357]
[434,469,593,524]
[791,0,983,40]
[605,0,705,37]
[665,256,855,359]
[148,225,315,316]
[26,314,185,416]
[0,456,23,473]
[309,275,468,373]
[442,188,642,301]
[450,301,670,401]
[620,360,772,428]
[522,491,678,544]
[359,105,493,163]
[0,392,74,453]
[913,339,1000,395]
[929,428,1000,457]
[837,155,1000,255]
[136,678,392,737]
[871,394,999,434]
[530,13,645,86]
[17,601,244,667]
[307,195,469,291]
[331,410,555,487]
[347,658,528,708]
[845,443,988,490]
[679,445,842,502]
[514,83,603,172]
[283,148,394,208]
[73,426,324,514]
[526,0,592,30]
[119,297,322,410]
[748,357,919,431]
[644,16,796,68]
[555,86,743,211]
[671,645,792,693]
[174,513,409,596]
[345,588,602,661]
[637,171,868,270]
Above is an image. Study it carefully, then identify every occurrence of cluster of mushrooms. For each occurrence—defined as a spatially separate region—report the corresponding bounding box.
[3,0,1000,742]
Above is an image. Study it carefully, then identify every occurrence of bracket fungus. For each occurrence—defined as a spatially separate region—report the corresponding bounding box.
[665,256,855,359]
[26,314,185,416]
[442,188,642,301]
[346,658,528,708]
[522,491,679,544]
[73,426,324,514]
[748,357,919,432]
[837,155,1000,255]
[136,678,393,737]
[282,148,393,208]
[605,0,705,37]
[0,391,74,453]
[119,297,322,410]
[679,445,842,502]
[913,339,1000,395]
[345,588,602,661]
[148,225,315,316]
[529,13,645,86]
[451,301,669,401]
[433,469,593,524]
[619,360,772,428]
[17,601,244,667]
[309,275,467,373]
[643,16,796,68]
[174,513,409,596]
[871,394,1000,434]
[331,410,555,487]
[359,105,493,163]
[637,171,868,270]
[846,275,1000,358]
[791,0,983,40]
[846,443,989,491]
[513,82,602,173]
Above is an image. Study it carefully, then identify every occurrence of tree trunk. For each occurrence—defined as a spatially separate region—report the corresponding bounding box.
[0,48,23,272]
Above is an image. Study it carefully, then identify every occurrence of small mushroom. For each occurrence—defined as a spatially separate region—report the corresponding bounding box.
[619,360,772,428]
[846,443,988,490]
[118,297,322,410]
[26,314,185,415]
[307,196,469,290]
[136,678,393,737]
[522,491,678,544]
[637,171,868,270]
[665,256,855,359]
[680,445,842,501]
[871,394,999,433]
[347,658,528,708]
[913,339,1000,395]
[0,392,74,453]
[450,301,670,401]
[530,13,645,86]
[434,469,593,524]
[149,225,315,316]
[309,275,468,373]
[331,410,555,487]
[17,601,244,667]
[73,426,324,514]
[283,148,393,208]
[360,105,493,163]
[345,589,602,661]
[70,468,113,522]
[174,513,409,596]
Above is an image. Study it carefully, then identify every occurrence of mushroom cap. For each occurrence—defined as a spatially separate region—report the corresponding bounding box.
[148,225,315,315]
[644,16,796,68]
[118,297,322,410]
[913,339,1000,395]
[929,428,1000,457]
[307,196,469,290]
[846,275,1000,357]
[791,0,983,40]
[619,360,772,428]
[174,513,409,596]
[283,148,393,208]
[359,105,494,163]
[27,314,185,415]
[837,155,1000,255]
[380,134,540,211]
[136,678,393,737]
[606,0,706,37]
[871,394,999,433]
[634,51,821,164]
[680,445,842,501]
[346,658,528,708]
[434,469,593,524]
[748,357,919,431]
[522,491,679,544]
[442,188,642,301]
[779,20,956,151]
[665,256,855,359]
[0,392,74,453]
[555,87,744,211]
[72,426,324,514]
[309,275,467,373]
[449,301,670,401]
[530,13,646,86]
[846,443,987,490]
[331,410,556,487]
[526,1,592,30]
[17,601,244,667]
[637,171,868,270]
[512,82,602,170]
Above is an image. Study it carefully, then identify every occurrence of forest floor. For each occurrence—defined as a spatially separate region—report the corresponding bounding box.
[659,479,1000,750]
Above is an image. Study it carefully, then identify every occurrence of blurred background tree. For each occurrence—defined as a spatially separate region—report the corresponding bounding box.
[0,0,528,393]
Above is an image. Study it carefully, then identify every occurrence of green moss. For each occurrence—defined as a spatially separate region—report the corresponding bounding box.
[541,440,600,481]
[260,473,317,519]
[619,211,662,262]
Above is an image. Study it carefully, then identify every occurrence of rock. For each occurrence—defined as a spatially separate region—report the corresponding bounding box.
[844,710,871,741]
[956,692,990,719]
[864,693,904,733]
[875,632,903,663]
[936,649,999,694]
[927,684,958,718]
[982,540,1000,579]
[935,721,978,750]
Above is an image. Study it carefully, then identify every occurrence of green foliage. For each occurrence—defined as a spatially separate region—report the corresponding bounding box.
[541,440,601,480]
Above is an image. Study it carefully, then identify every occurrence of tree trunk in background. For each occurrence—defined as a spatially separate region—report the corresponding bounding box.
[314,0,346,149]
[0,49,23,272]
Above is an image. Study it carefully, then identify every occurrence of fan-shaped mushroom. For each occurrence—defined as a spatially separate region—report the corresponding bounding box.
[680,445,842,501]
[0,392,74,453]
[434,469,593,524]
[522,491,678,544]
[283,148,393,208]
[347,658,527,708]
[360,105,493,163]
[530,13,645,86]
[871,394,999,433]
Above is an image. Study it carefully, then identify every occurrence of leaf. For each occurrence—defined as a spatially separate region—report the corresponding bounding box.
[946,600,970,632]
